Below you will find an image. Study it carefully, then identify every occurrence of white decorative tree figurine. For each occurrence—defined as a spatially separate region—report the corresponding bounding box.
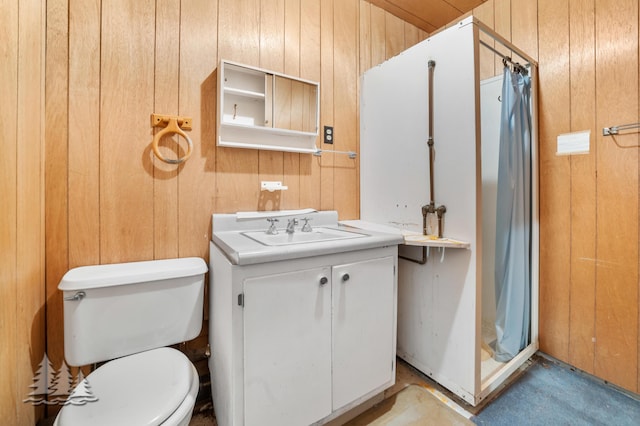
[50,360,74,403]
[66,370,98,405]
[23,353,55,404]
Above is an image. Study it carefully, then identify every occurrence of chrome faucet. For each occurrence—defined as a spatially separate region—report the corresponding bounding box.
[286,218,298,234]
[266,218,279,235]
[301,217,312,232]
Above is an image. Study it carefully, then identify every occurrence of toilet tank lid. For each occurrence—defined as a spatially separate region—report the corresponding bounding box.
[58,257,208,291]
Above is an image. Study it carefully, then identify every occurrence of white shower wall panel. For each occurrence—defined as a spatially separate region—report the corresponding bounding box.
[480,75,503,328]
[361,20,480,403]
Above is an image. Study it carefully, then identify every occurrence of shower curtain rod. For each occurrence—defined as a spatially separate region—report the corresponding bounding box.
[474,18,538,67]
[479,39,529,74]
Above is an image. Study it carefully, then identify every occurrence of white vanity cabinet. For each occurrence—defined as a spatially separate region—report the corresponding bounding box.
[210,243,397,426]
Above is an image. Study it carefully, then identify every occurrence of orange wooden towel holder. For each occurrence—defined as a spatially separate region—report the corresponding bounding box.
[151,114,193,164]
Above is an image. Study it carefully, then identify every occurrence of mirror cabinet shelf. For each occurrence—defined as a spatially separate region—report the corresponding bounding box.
[224,87,266,100]
[218,59,320,153]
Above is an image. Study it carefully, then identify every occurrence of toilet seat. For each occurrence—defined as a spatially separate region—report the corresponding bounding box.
[56,347,195,426]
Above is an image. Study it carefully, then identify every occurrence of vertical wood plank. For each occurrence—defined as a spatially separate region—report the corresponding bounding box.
[282,0,302,210]
[404,21,420,50]
[474,0,494,24]
[153,0,180,259]
[384,11,405,59]
[537,0,572,361]
[284,0,301,78]
[356,1,363,221]
[359,0,372,73]
[259,0,285,211]
[511,0,538,61]
[0,0,19,420]
[638,0,640,393]
[100,0,155,263]
[493,0,511,71]
[320,0,335,211]
[333,0,358,219]
[260,0,285,72]
[594,0,638,392]
[216,0,260,213]
[177,0,219,350]
[474,0,496,80]
[178,0,218,258]
[68,0,100,269]
[299,0,322,210]
[44,0,69,399]
[568,0,597,375]
[370,4,386,67]
[493,0,510,40]
[16,0,45,423]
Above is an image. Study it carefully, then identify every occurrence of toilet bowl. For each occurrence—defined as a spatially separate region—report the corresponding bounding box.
[54,348,199,426]
[54,258,208,426]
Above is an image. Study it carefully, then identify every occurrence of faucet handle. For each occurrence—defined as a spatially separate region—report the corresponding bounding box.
[266,218,279,235]
[301,217,313,232]
[286,218,298,234]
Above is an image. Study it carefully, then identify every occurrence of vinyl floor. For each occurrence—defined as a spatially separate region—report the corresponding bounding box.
[191,354,640,426]
[472,355,640,425]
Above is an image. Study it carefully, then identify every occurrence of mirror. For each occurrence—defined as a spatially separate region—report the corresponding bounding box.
[273,76,318,133]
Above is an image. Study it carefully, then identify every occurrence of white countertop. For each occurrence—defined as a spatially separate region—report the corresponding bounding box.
[212,211,403,265]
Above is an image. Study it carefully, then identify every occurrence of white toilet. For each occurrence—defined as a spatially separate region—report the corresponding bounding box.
[54,257,208,426]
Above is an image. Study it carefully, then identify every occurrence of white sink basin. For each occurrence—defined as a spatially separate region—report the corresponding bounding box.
[242,227,366,246]
[211,210,404,265]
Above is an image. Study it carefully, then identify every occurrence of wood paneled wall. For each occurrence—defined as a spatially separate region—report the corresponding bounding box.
[43,0,427,405]
[475,0,640,394]
[0,0,46,423]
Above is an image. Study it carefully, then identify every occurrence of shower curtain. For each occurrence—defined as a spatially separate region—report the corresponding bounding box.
[494,66,532,362]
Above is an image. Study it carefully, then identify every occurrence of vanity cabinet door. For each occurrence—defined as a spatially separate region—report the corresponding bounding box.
[331,256,396,410]
[243,267,332,426]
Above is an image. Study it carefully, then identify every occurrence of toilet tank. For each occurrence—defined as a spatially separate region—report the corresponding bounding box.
[59,257,208,366]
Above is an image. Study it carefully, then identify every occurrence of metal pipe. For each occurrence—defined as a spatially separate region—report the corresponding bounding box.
[422,60,437,235]
[427,60,436,205]
[422,59,446,238]
[399,246,428,265]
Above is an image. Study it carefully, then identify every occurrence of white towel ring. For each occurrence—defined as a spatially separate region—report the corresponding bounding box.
[152,117,193,164]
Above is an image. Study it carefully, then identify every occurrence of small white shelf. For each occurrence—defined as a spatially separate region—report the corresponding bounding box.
[340,220,470,249]
[219,122,318,153]
[402,234,470,249]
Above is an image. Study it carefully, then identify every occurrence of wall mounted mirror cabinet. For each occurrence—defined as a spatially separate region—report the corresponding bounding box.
[217,60,320,153]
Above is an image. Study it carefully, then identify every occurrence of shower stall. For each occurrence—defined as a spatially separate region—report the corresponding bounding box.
[359,16,539,405]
